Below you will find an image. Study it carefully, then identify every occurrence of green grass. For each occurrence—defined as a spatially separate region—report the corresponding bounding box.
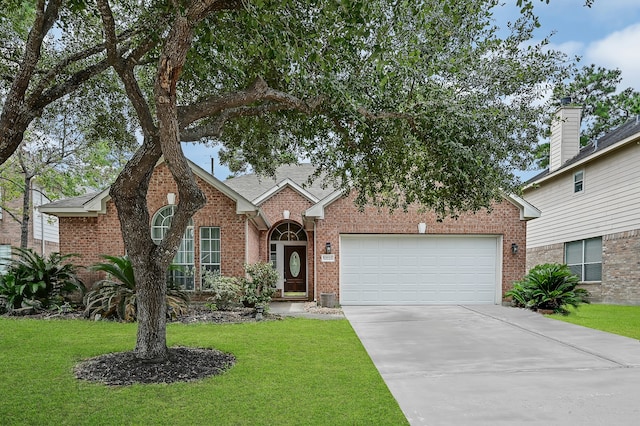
[0,318,407,426]
[550,304,640,339]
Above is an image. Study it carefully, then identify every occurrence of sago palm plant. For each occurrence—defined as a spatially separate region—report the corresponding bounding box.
[85,255,189,321]
[505,263,590,315]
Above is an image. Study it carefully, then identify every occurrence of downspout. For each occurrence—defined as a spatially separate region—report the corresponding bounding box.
[40,207,44,255]
[245,216,249,264]
[313,220,317,302]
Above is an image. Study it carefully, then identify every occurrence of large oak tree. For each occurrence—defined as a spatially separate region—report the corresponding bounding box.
[4,0,570,361]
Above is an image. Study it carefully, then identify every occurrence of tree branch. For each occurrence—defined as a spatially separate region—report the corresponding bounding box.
[30,28,139,102]
[0,0,63,165]
[180,103,294,141]
[178,76,325,130]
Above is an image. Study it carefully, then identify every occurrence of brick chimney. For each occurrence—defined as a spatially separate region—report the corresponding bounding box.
[549,102,582,173]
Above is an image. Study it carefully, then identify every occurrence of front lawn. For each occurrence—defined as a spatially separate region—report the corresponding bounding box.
[0,317,407,425]
[550,304,640,339]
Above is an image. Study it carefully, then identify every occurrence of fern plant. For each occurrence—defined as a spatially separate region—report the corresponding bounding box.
[85,255,189,321]
[505,263,590,315]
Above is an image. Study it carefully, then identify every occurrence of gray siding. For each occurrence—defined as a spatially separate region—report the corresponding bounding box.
[525,143,640,248]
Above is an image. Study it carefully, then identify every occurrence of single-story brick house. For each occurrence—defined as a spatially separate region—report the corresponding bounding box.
[40,158,539,305]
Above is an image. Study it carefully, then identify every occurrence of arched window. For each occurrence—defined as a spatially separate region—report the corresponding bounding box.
[151,205,194,290]
[270,222,307,242]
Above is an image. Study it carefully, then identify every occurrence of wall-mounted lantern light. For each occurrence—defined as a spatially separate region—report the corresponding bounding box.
[325,242,332,254]
[167,192,176,205]
[283,210,290,220]
[511,243,518,255]
[418,222,427,234]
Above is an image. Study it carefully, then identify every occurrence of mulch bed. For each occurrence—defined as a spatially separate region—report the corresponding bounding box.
[74,346,236,386]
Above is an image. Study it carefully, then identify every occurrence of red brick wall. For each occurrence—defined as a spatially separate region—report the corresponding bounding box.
[59,202,124,286]
[527,229,640,304]
[58,163,247,289]
[247,221,260,264]
[260,186,314,225]
[314,193,527,301]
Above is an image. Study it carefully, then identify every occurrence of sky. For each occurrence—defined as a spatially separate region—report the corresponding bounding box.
[183,0,640,180]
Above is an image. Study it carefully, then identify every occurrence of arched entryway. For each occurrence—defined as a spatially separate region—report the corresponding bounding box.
[269,221,308,298]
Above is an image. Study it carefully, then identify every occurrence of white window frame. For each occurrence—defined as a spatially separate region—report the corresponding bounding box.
[200,226,221,276]
[565,237,602,282]
[0,245,11,274]
[151,205,195,290]
[573,170,584,193]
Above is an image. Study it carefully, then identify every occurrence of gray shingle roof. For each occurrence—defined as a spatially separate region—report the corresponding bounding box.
[40,163,339,211]
[527,116,640,183]
[224,163,338,203]
[40,191,103,209]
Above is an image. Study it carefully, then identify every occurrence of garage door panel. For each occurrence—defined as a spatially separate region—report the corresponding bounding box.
[340,235,498,305]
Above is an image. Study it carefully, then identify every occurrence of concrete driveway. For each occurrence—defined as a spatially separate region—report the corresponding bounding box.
[343,305,640,425]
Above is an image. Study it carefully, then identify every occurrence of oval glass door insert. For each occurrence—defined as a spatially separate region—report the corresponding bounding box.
[289,251,301,277]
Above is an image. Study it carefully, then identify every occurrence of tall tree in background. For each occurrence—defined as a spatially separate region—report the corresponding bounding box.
[0,90,136,249]
[0,0,140,250]
[534,64,640,169]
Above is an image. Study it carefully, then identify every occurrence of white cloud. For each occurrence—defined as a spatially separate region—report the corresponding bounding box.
[584,23,640,91]
[547,40,584,58]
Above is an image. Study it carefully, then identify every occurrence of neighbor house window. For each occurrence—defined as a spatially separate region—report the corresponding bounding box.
[573,170,584,193]
[151,206,195,290]
[200,227,221,275]
[0,245,11,274]
[565,237,602,281]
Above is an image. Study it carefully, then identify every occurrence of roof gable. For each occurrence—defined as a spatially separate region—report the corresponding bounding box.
[224,163,337,204]
[39,158,269,228]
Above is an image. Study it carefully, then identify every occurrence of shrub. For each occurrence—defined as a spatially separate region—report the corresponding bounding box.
[85,255,189,321]
[240,262,279,308]
[202,271,242,311]
[505,263,590,315]
[0,247,85,312]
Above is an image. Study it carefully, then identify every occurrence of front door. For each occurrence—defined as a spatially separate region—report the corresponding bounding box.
[284,246,306,294]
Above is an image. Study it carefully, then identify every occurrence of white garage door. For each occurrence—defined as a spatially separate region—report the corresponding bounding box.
[340,235,499,305]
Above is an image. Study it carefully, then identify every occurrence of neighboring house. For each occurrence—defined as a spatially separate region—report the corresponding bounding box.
[0,187,59,272]
[39,158,539,305]
[523,105,640,304]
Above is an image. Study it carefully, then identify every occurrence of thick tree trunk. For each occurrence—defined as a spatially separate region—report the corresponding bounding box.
[132,256,168,361]
[20,175,32,249]
[99,0,214,363]
[110,141,169,362]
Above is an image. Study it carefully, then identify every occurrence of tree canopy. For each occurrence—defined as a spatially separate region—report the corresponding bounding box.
[3,0,572,361]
